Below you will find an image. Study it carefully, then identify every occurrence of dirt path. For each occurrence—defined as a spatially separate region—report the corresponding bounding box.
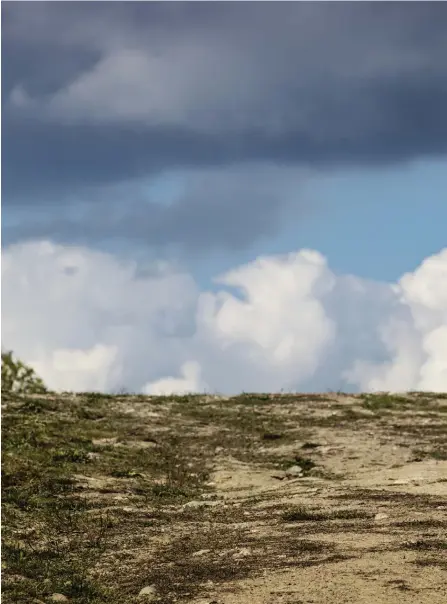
[202,424,447,604]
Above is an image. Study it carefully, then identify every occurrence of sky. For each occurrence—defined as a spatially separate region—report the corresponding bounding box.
[2,1,447,394]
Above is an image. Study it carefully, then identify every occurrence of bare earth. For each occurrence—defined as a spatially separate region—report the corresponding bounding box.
[2,391,447,603]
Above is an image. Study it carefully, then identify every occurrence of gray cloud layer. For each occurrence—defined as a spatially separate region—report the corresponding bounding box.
[3,2,447,250]
[3,164,309,254]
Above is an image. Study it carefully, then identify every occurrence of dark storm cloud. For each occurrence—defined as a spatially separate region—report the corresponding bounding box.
[2,1,447,250]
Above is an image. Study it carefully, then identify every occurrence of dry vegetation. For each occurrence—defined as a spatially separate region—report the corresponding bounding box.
[2,390,447,603]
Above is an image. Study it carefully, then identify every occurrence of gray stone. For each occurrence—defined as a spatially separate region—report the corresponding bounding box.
[285,465,303,478]
[138,584,157,599]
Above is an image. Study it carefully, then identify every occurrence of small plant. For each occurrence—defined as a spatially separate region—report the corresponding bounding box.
[282,505,371,522]
[362,393,409,411]
[1,350,48,394]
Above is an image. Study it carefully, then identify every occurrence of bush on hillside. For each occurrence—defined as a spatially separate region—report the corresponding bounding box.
[1,350,48,394]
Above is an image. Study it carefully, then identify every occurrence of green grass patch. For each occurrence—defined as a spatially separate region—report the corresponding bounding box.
[362,393,411,411]
[1,393,212,603]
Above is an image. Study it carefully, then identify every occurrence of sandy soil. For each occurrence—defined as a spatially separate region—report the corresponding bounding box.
[106,392,447,604]
[4,391,447,604]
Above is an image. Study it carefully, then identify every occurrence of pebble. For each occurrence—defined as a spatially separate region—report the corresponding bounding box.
[49,595,69,603]
[192,549,211,557]
[138,584,157,599]
[86,452,101,461]
[374,513,389,521]
[285,465,303,478]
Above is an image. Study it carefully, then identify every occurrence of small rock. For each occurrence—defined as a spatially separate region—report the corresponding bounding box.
[392,479,410,485]
[138,585,157,599]
[374,513,389,521]
[50,595,69,603]
[86,452,100,461]
[215,446,224,453]
[285,465,303,478]
[183,500,222,510]
[192,549,211,557]
[182,500,205,510]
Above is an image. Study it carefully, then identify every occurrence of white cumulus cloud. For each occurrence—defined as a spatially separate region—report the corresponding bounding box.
[30,344,119,394]
[2,240,446,394]
[143,361,207,396]
[343,249,447,392]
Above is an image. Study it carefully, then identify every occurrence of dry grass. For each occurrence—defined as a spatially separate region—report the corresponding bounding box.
[2,391,447,603]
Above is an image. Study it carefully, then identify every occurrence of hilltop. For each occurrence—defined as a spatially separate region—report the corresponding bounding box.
[2,391,447,603]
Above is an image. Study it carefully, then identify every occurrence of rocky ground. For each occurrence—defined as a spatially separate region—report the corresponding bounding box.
[2,391,447,603]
